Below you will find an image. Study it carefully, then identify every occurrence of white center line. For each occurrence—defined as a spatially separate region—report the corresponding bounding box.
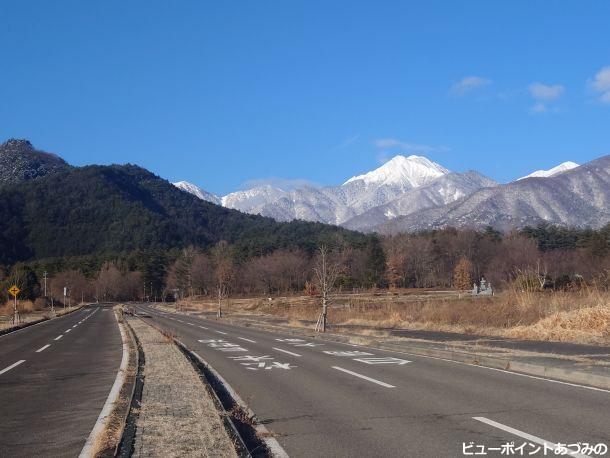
[273,347,302,357]
[65,329,71,333]
[332,366,395,388]
[0,360,26,376]
[215,330,228,335]
[198,325,208,329]
[187,323,195,326]
[473,417,590,458]
[54,335,63,341]
[72,325,78,328]
[36,344,51,353]
[238,337,257,343]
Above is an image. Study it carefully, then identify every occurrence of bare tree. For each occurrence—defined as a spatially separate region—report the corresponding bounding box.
[313,246,341,332]
[211,241,234,318]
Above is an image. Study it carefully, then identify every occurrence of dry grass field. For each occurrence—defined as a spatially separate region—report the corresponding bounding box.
[172,287,610,345]
[0,300,82,330]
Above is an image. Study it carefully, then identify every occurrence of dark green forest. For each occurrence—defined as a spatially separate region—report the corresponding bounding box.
[0,163,369,268]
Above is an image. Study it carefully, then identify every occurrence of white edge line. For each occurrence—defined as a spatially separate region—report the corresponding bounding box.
[273,347,302,357]
[0,359,26,375]
[332,366,395,388]
[238,337,256,343]
[385,347,610,394]
[190,350,289,458]
[473,417,590,458]
[0,305,90,339]
[79,310,129,458]
[36,344,51,353]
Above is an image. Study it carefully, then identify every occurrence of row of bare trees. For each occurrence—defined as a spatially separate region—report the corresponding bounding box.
[26,227,609,309]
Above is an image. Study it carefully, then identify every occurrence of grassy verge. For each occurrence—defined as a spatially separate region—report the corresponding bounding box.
[0,301,84,331]
[168,288,610,345]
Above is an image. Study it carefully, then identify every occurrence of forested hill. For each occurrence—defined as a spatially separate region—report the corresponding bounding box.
[0,162,368,266]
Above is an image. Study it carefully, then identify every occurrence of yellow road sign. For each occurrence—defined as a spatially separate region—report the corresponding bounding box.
[8,285,20,297]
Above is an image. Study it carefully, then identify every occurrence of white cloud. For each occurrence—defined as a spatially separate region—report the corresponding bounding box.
[529,82,565,101]
[589,66,610,103]
[333,134,360,150]
[527,82,564,114]
[530,103,548,114]
[374,138,450,155]
[450,76,491,95]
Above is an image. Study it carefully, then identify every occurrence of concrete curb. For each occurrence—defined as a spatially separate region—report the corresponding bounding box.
[185,345,289,458]
[79,309,131,458]
[133,315,255,457]
[218,316,610,392]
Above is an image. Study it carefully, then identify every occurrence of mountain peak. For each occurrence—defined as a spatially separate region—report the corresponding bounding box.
[173,180,221,204]
[0,138,69,186]
[2,138,34,151]
[343,154,450,188]
[518,161,579,180]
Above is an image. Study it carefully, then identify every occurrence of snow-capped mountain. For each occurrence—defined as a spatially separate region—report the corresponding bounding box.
[175,155,495,226]
[344,155,449,188]
[173,181,221,205]
[517,161,579,180]
[343,171,498,231]
[173,154,609,233]
[381,156,610,233]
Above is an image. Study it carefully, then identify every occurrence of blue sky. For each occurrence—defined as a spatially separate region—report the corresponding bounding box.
[1,1,609,195]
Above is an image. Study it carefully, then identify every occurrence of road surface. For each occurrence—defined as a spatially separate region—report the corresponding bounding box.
[0,304,123,458]
[137,303,610,457]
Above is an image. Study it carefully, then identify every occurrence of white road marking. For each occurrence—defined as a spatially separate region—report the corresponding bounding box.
[187,323,195,326]
[332,366,395,388]
[473,417,590,458]
[0,360,26,375]
[65,329,71,333]
[238,337,257,343]
[215,330,228,335]
[54,335,63,341]
[198,325,208,330]
[72,324,78,328]
[354,357,411,365]
[273,347,302,357]
[36,344,51,353]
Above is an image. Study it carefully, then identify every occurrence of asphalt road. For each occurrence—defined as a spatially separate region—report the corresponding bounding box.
[0,304,123,458]
[137,303,610,458]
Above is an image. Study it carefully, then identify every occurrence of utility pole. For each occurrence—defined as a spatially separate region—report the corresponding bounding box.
[43,271,48,298]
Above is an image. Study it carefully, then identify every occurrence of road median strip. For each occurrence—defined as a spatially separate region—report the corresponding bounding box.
[132,311,289,457]
[122,314,241,457]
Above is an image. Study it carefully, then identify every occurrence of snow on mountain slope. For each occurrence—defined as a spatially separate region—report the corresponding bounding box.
[174,154,608,233]
[380,156,610,233]
[518,161,579,180]
[344,155,449,188]
[173,181,221,204]
[343,171,498,231]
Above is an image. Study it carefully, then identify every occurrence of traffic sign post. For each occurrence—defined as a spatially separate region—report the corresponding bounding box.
[8,285,20,325]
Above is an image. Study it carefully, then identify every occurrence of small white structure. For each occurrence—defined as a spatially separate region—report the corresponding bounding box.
[472,277,493,296]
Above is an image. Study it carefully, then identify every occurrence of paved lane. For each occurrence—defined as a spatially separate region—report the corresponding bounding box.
[137,304,610,457]
[0,305,123,458]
